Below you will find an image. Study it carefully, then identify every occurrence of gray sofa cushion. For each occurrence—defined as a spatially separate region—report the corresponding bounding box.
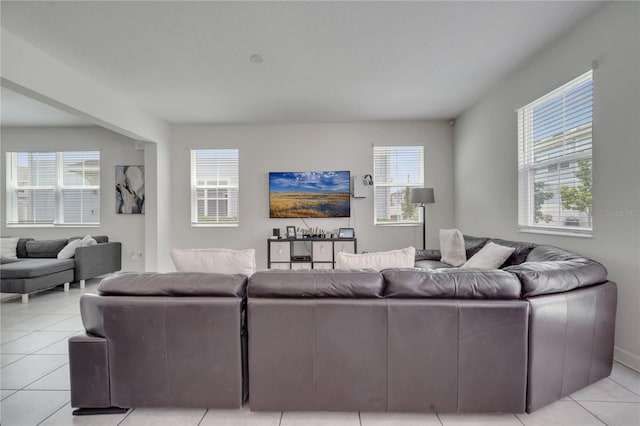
[17,238,34,258]
[525,245,581,262]
[98,272,247,298]
[383,268,522,299]
[1,258,75,279]
[463,235,489,258]
[25,239,68,258]
[249,269,384,298]
[69,235,109,244]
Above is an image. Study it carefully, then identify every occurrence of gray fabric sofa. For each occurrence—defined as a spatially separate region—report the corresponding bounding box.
[0,236,122,303]
[69,272,248,412]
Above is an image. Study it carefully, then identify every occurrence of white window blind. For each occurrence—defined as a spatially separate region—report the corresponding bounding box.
[373,146,424,225]
[517,70,593,235]
[6,151,100,226]
[191,149,239,225]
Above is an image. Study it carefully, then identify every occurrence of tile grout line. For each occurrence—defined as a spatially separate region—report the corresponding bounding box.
[19,362,69,391]
[36,398,71,426]
[358,411,362,426]
[607,376,640,397]
[514,412,526,425]
[197,408,209,425]
[573,399,612,426]
[117,407,136,425]
[278,411,284,426]
[435,412,444,425]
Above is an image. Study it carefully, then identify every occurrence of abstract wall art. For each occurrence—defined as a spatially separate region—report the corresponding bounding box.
[116,165,145,214]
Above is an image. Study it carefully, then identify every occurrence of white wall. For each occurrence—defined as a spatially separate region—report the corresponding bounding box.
[170,121,454,270]
[0,126,146,272]
[454,2,640,370]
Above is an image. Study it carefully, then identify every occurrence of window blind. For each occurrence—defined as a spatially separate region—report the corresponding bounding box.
[191,149,239,225]
[373,146,424,225]
[6,151,100,225]
[517,70,593,234]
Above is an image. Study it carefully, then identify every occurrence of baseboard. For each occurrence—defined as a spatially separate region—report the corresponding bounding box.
[614,346,640,372]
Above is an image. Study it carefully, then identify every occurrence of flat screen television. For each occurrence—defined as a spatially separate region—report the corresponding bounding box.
[269,171,351,218]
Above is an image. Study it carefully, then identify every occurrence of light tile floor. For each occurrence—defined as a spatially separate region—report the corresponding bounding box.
[1,279,639,426]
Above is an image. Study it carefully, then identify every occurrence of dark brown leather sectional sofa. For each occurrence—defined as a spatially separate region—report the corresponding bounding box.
[69,236,616,414]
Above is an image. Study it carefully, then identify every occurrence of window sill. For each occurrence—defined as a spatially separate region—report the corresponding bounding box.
[191,223,239,228]
[518,227,592,238]
[375,222,422,227]
[6,224,100,228]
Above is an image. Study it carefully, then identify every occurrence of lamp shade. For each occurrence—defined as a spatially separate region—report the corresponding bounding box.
[410,188,435,204]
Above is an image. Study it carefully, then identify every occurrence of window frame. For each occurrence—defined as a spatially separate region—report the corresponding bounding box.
[5,151,101,227]
[373,145,425,226]
[517,70,593,237]
[190,149,239,227]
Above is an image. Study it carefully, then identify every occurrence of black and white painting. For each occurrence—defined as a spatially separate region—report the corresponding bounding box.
[116,165,145,214]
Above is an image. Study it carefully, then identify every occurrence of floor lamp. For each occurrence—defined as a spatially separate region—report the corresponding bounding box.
[410,188,435,250]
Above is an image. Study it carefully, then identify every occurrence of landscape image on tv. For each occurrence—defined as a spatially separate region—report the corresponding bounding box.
[269,171,351,218]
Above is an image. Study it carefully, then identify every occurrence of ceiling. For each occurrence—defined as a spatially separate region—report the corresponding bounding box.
[1,1,603,126]
[0,87,93,127]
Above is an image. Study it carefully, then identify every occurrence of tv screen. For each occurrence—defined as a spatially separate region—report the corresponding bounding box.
[269,171,351,218]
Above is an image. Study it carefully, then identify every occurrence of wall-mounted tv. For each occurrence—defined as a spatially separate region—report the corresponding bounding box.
[269,171,351,218]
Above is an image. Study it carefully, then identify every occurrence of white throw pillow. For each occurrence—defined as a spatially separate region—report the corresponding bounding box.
[81,235,97,247]
[439,229,466,267]
[1,237,19,259]
[57,239,83,259]
[462,242,515,269]
[335,247,416,272]
[170,248,256,276]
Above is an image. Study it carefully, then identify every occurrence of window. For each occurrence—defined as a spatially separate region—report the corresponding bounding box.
[373,146,424,225]
[517,70,593,235]
[191,149,239,225]
[6,151,100,226]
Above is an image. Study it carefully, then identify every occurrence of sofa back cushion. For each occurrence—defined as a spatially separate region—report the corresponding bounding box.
[383,268,522,299]
[1,237,20,259]
[525,245,579,262]
[69,235,109,244]
[486,238,537,268]
[505,258,608,297]
[98,272,247,298]
[25,239,68,258]
[17,238,34,258]
[463,235,489,258]
[249,270,384,298]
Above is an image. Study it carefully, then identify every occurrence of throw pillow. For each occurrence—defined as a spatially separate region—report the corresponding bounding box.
[170,248,256,276]
[462,242,516,269]
[1,237,19,259]
[57,239,83,259]
[439,229,466,267]
[335,247,416,272]
[81,235,98,247]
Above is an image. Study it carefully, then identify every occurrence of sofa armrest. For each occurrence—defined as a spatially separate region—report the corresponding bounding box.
[75,242,122,281]
[69,333,112,408]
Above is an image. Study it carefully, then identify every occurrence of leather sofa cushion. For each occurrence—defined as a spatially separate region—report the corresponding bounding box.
[249,270,384,298]
[0,258,75,278]
[463,235,489,258]
[98,272,247,298]
[25,239,68,258]
[505,259,608,297]
[415,249,442,261]
[525,245,581,262]
[488,238,537,267]
[414,259,452,270]
[383,268,521,299]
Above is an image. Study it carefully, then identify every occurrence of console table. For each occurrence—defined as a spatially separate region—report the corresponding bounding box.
[267,238,357,270]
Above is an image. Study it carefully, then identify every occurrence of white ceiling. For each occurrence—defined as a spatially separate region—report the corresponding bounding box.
[1,1,603,125]
[0,87,93,127]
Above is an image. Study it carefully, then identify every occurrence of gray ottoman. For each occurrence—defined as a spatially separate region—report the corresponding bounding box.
[1,258,75,303]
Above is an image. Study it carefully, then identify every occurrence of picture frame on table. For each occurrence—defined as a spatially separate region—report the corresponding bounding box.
[286,226,297,239]
[338,228,355,239]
